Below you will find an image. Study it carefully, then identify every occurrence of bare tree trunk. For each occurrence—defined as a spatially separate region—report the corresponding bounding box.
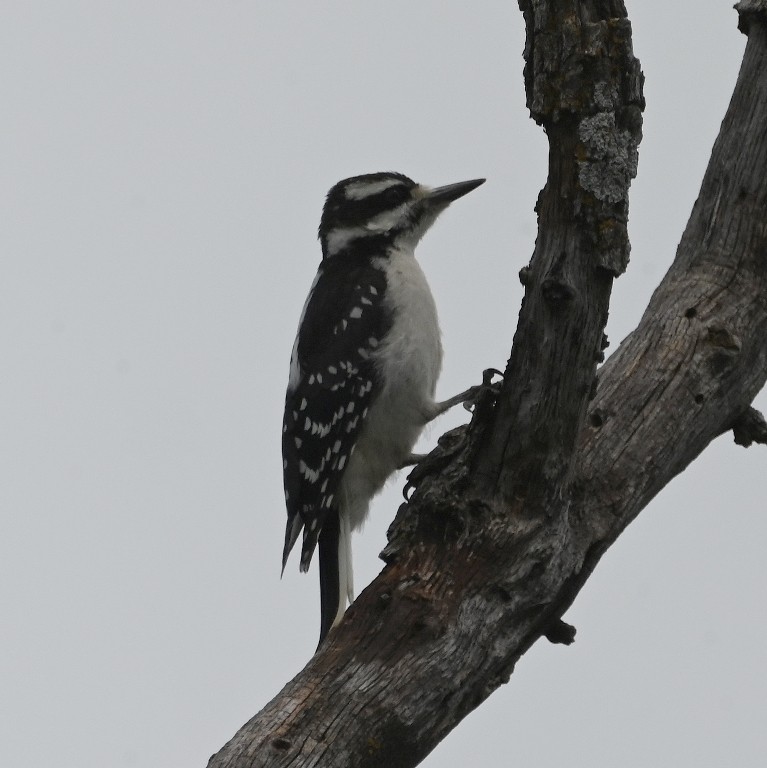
[208,2,767,766]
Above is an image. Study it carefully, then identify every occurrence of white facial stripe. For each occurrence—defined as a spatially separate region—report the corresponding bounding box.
[344,178,406,200]
[366,202,410,231]
[325,202,412,256]
[325,225,368,256]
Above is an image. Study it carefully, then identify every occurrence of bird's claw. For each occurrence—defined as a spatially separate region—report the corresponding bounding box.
[462,368,504,412]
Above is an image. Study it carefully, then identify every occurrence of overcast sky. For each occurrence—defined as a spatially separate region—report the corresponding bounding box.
[2,2,765,767]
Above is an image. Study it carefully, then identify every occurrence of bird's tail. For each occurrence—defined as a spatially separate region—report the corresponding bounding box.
[317,508,354,649]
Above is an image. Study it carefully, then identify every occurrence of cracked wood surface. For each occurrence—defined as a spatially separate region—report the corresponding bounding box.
[208,3,767,767]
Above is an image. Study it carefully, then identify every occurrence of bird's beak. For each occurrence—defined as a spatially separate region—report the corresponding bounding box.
[425,178,486,206]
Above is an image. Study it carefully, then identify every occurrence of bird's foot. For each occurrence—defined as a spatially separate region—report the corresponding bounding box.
[461,367,504,413]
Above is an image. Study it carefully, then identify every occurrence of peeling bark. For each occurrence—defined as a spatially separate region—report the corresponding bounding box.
[207,2,767,767]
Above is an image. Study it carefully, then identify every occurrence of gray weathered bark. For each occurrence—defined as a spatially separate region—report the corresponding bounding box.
[208,2,767,766]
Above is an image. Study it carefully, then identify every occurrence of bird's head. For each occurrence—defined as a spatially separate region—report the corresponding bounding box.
[318,172,485,259]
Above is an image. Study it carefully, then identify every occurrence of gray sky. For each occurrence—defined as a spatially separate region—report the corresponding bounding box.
[2,2,764,767]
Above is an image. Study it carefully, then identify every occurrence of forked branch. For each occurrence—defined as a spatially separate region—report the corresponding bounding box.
[208,3,767,767]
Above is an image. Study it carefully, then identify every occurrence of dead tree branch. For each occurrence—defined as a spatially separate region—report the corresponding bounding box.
[208,2,767,766]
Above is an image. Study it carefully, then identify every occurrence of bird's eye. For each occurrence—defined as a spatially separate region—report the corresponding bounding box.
[381,185,408,206]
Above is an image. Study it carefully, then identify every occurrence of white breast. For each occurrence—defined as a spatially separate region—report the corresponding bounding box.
[338,247,442,531]
[374,247,442,409]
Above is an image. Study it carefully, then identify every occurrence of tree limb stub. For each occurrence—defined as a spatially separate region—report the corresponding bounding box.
[737,0,767,34]
[208,5,767,768]
[732,407,767,447]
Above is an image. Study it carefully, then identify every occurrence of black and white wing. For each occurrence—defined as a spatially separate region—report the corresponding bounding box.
[281,255,391,572]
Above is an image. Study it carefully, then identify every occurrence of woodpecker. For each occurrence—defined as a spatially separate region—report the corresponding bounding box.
[282,171,485,648]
